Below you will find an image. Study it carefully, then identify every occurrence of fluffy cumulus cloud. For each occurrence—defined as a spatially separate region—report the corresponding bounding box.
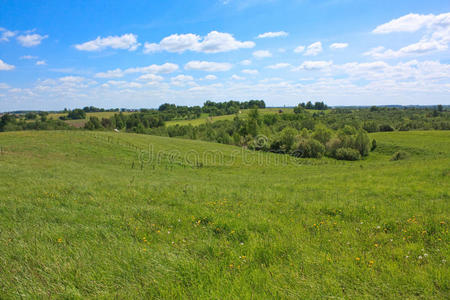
[252,50,272,58]
[184,61,232,72]
[240,59,252,65]
[267,63,291,69]
[0,59,15,71]
[256,31,288,38]
[17,33,48,47]
[242,69,258,75]
[294,45,305,53]
[0,28,16,42]
[36,60,46,66]
[330,43,348,49]
[204,75,217,80]
[171,74,196,86]
[231,74,245,80]
[136,74,164,82]
[75,34,140,51]
[143,31,254,54]
[367,12,450,59]
[95,63,179,78]
[304,42,322,56]
[293,60,332,71]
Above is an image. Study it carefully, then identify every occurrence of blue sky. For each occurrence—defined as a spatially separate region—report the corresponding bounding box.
[0,0,449,111]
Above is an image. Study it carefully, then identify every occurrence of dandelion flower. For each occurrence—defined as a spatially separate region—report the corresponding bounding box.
[355,257,360,261]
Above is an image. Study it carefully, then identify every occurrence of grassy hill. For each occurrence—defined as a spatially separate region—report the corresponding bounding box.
[0,130,448,298]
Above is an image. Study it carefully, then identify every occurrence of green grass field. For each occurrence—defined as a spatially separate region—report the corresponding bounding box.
[48,111,132,128]
[165,107,294,126]
[0,130,448,298]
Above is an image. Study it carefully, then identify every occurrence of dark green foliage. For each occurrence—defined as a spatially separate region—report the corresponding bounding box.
[202,100,265,116]
[335,147,361,161]
[354,130,370,156]
[379,124,394,132]
[371,139,377,151]
[84,117,102,130]
[312,125,332,145]
[67,109,86,120]
[25,112,37,120]
[293,138,325,158]
[298,101,329,110]
[0,113,71,132]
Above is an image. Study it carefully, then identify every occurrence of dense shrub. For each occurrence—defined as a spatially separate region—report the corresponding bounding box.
[379,124,394,132]
[293,138,325,158]
[335,148,361,161]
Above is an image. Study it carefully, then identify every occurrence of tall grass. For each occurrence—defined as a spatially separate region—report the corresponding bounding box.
[0,130,448,298]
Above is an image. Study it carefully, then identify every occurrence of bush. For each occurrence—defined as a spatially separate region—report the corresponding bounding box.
[379,124,394,132]
[67,109,86,120]
[335,147,361,161]
[325,137,342,157]
[84,116,102,130]
[293,138,325,158]
[312,125,332,145]
[390,151,408,161]
[354,130,370,156]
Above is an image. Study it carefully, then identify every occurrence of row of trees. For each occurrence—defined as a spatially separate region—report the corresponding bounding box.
[0,114,71,131]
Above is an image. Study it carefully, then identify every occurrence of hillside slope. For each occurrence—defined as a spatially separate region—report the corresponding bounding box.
[0,131,448,298]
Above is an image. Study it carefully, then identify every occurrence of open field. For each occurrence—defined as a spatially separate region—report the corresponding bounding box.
[48,111,133,128]
[0,130,449,298]
[165,107,295,126]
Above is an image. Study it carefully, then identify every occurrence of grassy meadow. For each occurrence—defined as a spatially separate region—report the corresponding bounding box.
[0,130,449,298]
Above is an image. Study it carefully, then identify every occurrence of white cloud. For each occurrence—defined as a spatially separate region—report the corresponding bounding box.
[125,63,179,74]
[0,82,10,89]
[293,60,332,71]
[231,74,245,80]
[59,76,85,83]
[0,28,16,42]
[105,80,143,89]
[171,74,196,86]
[252,50,272,58]
[364,41,447,59]
[17,34,48,47]
[75,34,140,51]
[36,60,46,66]
[143,31,255,54]
[294,45,305,53]
[184,61,232,72]
[330,43,348,49]
[304,42,322,56]
[0,59,15,71]
[240,59,252,65]
[368,12,450,59]
[95,68,124,78]
[136,74,164,81]
[20,55,38,60]
[242,69,258,74]
[256,31,288,38]
[95,63,179,78]
[204,75,217,80]
[372,13,448,34]
[267,63,291,69]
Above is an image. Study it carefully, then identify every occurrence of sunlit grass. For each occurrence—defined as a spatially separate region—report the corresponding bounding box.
[0,130,448,298]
